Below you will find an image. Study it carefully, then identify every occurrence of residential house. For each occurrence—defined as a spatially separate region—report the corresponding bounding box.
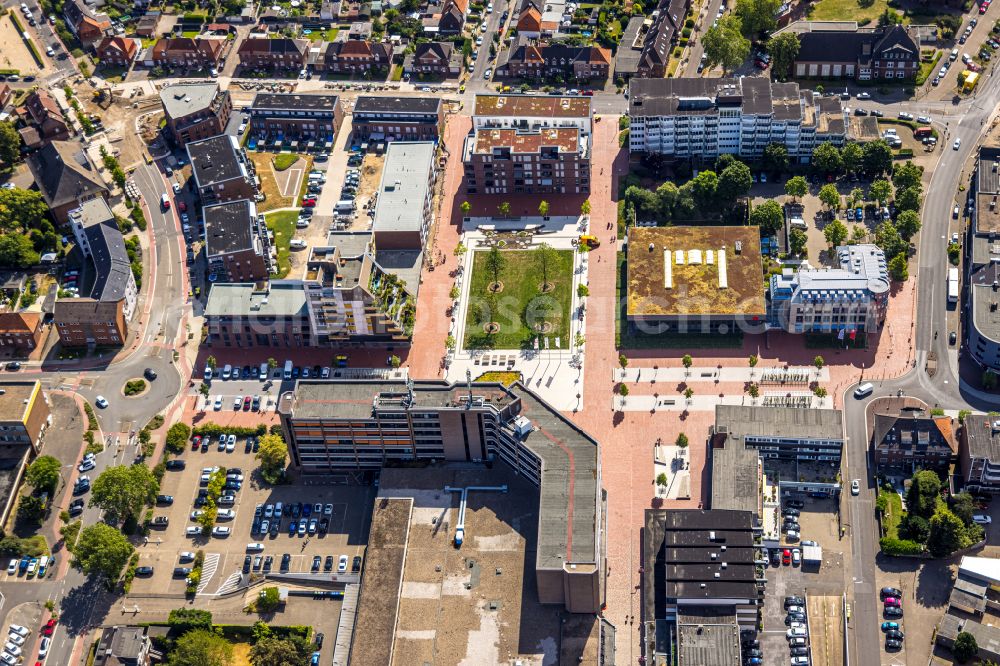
[247,93,343,143]
[497,36,611,81]
[437,0,468,35]
[237,38,309,71]
[0,311,42,356]
[95,36,140,67]
[628,77,849,162]
[159,82,232,147]
[203,200,270,282]
[149,37,225,69]
[352,95,444,142]
[17,90,70,149]
[63,0,112,51]
[0,83,12,110]
[134,12,162,38]
[92,626,152,666]
[404,42,461,77]
[638,0,689,77]
[56,198,136,347]
[870,397,956,472]
[959,414,1000,494]
[186,134,258,206]
[782,22,921,81]
[25,140,109,224]
[321,39,392,74]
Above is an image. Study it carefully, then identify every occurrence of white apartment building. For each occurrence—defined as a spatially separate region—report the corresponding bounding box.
[768,244,890,334]
[627,78,848,162]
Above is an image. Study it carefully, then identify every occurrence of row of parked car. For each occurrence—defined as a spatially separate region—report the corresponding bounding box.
[783,596,811,664]
[880,586,905,651]
[252,501,334,538]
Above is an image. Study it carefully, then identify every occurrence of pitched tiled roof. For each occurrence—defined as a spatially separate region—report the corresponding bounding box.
[516,6,541,32]
[26,140,108,209]
[414,41,453,61]
[238,37,308,55]
[96,36,138,60]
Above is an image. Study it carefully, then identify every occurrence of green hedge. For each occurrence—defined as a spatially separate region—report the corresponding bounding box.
[216,624,310,641]
[893,149,915,159]
[0,69,19,76]
[192,423,267,437]
[879,536,924,556]
[23,37,43,68]
[9,14,23,32]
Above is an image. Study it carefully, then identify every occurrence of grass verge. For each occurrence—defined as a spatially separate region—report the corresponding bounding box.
[272,153,299,171]
[265,210,297,278]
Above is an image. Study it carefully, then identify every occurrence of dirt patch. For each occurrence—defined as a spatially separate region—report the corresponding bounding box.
[0,18,41,76]
[252,152,312,213]
[357,152,385,204]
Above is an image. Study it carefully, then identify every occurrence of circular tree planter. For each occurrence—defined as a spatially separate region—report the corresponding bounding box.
[484,322,500,334]
[538,282,555,294]
[488,281,504,293]
[122,378,149,398]
[533,322,554,334]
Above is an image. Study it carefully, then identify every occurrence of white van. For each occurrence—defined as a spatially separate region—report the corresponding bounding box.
[854,382,874,399]
[307,172,325,182]
[283,360,293,380]
[259,362,269,379]
[222,364,232,380]
[246,542,265,552]
[951,48,959,61]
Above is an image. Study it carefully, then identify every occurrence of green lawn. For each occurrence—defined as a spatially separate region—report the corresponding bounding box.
[265,210,297,278]
[272,153,299,171]
[305,28,339,41]
[809,0,951,24]
[463,249,574,350]
[880,490,904,539]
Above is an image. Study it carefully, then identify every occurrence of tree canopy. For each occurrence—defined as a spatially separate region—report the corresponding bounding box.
[818,183,841,210]
[953,630,979,663]
[89,464,159,523]
[25,455,61,494]
[766,32,799,80]
[255,433,288,485]
[702,15,750,73]
[811,142,843,175]
[862,140,893,176]
[784,175,808,200]
[735,0,781,35]
[750,200,784,235]
[906,470,942,518]
[72,523,134,581]
[249,636,312,666]
[0,121,20,165]
[717,161,753,206]
[167,629,233,666]
[763,142,790,174]
[823,218,848,248]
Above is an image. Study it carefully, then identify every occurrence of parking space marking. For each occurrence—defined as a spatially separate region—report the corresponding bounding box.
[197,554,221,594]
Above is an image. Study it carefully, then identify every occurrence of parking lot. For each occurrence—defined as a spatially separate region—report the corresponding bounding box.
[129,434,377,598]
[759,495,849,666]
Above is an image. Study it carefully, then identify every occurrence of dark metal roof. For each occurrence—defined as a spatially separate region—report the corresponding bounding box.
[354,95,441,115]
[203,200,257,257]
[251,92,339,112]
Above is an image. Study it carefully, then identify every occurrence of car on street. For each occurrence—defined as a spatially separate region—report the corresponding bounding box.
[955,138,963,150]
[973,514,992,524]
[156,495,174,505]
[78,458,95,472]
[950,331,958,345]
[851,479,860,495]
[144,368,157,380]
[95,395,108,408]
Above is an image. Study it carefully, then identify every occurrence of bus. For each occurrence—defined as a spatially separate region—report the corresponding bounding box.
[948,267,959,304]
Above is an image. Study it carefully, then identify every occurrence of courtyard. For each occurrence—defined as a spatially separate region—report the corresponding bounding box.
[462,247,575,351]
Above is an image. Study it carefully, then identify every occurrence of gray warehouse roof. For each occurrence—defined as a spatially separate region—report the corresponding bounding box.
[187,134,246,188]
[204,281,308,318]
[354,95,441,115]
[203,199,258,258]
[970,261,1000,344]
[159,82,221,120]
[709,433,759,514]
[372,142,435,236]
[714,404,844,446]
[279,379,600,572]
[962,412,1000,464]
[251,92,339,113]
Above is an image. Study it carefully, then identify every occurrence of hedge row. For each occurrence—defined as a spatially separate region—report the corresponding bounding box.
[192,423,267,437]
[879,536,924,556]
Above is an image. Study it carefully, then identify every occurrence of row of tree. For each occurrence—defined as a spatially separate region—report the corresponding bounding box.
[624,157,752,223]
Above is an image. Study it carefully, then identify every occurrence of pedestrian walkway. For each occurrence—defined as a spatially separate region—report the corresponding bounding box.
[196,554,220,594]
[616,365,831,384]
[615,392,832,412]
